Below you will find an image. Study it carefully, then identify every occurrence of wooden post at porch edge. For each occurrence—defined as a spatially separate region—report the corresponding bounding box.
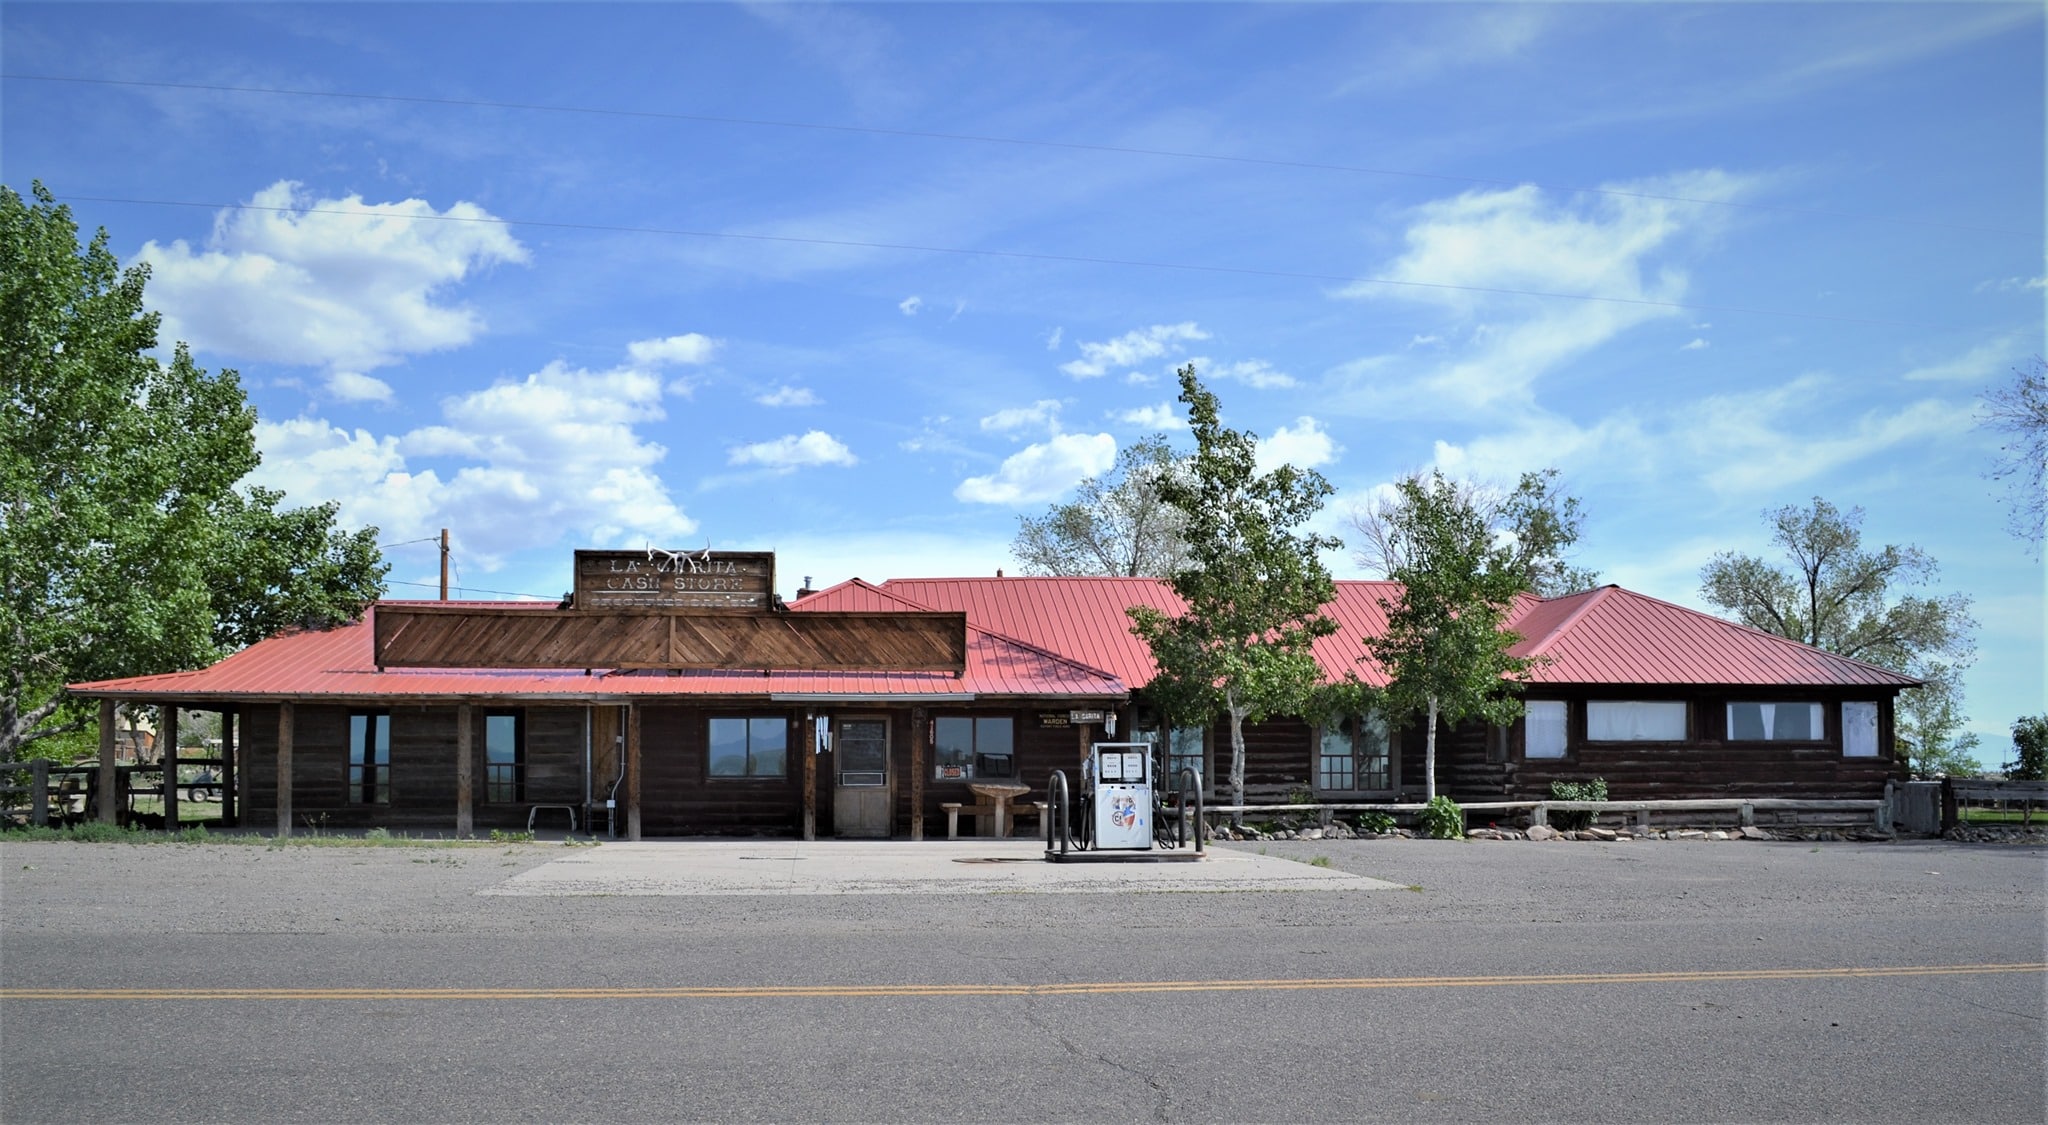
[801,711,816,841]
[626,703,642,841]
[456,704,474,837]
[97,699,117,824]
[160,705,179,829]
[910,707,926,841]
[221,710,237,827]
[276,701,294,837]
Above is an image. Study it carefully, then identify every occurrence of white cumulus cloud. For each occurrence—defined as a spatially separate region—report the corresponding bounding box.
[1114,403,1185,430]
[1059,322,1209,379]
[325,371,394,403]
[955,433,1117,505]
[980,399,1063,435]
[757,386,822,407]
[139,180,528,376]
[627,333,721,367]
[899,295,924,316]
[1681,338,1710,351]
[728,431,858,471]
[1255,417,1339,474]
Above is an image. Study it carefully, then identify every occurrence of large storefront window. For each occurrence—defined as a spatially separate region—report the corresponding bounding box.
[1586,701,1688,742]
[1318,713,1391,792]
[709,717,789,778]
[933,717,1014,780]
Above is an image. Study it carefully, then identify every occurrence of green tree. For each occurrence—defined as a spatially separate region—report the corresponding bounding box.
[1013,435,1191,576]
[1128,366,1341,818]
[1699,497,1976,778]
[1351,467,1597,597]
[1,182,387,761]
[1364,470,1538,800]
[2005,715,2048,782]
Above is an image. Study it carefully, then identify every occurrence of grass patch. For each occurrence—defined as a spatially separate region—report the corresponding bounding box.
[1308,855,1331,868]
[1958,807,2044,825]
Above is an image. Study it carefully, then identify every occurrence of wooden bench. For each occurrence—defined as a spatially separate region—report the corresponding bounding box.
[941,801,1048,839]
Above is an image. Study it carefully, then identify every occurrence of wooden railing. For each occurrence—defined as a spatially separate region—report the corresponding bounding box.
[1200,797,1890,834]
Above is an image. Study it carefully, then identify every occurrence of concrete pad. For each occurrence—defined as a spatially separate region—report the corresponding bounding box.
[480,839,1406,896]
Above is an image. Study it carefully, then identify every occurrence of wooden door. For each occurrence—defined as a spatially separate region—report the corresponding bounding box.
[832,717,891,838]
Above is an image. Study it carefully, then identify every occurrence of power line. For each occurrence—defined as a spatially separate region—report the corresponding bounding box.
[5,72,2034,241]
[386,578,552,600]
[64,192,1972,331]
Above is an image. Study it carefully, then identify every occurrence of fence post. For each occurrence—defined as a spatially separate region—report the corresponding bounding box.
[30,759,49,827]
[1940,777,1957,832]
[1530,803,1548,828]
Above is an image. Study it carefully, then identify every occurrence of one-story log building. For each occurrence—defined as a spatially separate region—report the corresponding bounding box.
[66,549,1918,839]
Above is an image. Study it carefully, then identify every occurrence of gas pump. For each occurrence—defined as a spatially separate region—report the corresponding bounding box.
[1045,741,1202,862]
[1086,742,1154,851]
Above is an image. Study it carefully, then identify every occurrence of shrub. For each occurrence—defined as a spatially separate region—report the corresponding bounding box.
[1549,778,1609,831]
[1418,795,1464,839]
[1354,811,1396,834]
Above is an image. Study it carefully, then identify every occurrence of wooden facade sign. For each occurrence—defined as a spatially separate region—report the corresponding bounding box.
[1038,712,1071,729]
[374,605,967,673]
[574,549,775,612]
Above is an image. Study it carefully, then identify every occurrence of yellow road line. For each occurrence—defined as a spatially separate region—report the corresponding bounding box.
[2,963,2040,1002]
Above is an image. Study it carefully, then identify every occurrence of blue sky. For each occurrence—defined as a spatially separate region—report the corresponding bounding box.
[4,2,2041,760]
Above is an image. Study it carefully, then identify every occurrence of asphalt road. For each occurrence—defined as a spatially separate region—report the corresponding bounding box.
[2,835,2042,1124]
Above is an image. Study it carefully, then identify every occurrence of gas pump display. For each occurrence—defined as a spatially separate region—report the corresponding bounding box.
[1089,743,1152,850]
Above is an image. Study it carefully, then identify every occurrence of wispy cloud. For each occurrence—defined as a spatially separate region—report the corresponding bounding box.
[728,431,858,472]
[980,399,1064,436]
[757,386,821,407]
[627,333,721,367]
[1901,338,2024,382]
[1060,322,1209,379]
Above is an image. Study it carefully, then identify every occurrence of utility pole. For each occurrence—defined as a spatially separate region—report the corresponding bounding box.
[439,528,450,600]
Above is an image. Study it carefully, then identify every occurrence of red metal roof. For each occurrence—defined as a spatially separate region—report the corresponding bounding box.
[873,576,1916,690]
[72,578,1915,704]
[1510,585,1920,687]
[69,597,1127,703]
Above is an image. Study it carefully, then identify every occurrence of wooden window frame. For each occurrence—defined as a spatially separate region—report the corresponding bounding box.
[1725,701,1828,744]
[1314,713,1393,795]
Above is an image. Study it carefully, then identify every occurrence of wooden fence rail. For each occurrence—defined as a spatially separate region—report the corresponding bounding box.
[1199,797,1889,834]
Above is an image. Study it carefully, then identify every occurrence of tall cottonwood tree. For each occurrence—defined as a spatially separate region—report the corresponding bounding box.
[1,182,387,761]
[1364,470,1537,800]
[1128,367,1341,818]
[1699,497,1977,777]
[1981,356,2045,549]
[1013,435,1191,576]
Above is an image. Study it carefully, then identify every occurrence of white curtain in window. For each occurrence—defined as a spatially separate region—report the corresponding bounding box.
[1729,702,1824,741]
[1526,701,1568,758]
[1842,702,1878,757]
[1586,701,1687,741]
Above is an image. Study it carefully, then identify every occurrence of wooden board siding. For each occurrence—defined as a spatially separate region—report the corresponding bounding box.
[374,606,968,672]
[637,706,802,836]
[241,703,592,831]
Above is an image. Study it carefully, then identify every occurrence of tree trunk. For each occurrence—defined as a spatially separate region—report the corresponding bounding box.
[1424,694,1439,801]
[1227,688,1247,827]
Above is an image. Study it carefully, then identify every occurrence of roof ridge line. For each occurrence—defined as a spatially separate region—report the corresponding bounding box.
[1520,585,1614,657]
[962,621,1128,688]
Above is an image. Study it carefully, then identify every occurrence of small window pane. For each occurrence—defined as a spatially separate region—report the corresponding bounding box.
[709,718,750,777]
[1843,702,1878,757]
[1587,701,1686,741]
[486,715,518,765]
[973,718,1014,778]
[1526,701,1568,758]
[934,717,975,778]
[750,717,788,777]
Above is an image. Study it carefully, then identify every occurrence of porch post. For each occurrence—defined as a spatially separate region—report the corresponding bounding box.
[455,704,474,837]
[909,707,925,842]
[626,703,642,841]
[160,705,179,829]
[97,699,117,824]
[276,701,294,838]
[801,710,816,841]
[221,709,237,828]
